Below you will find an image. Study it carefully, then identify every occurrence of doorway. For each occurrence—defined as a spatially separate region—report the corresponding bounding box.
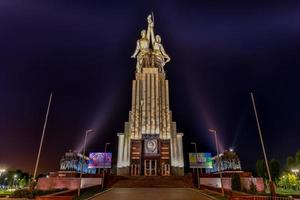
[144,159,157,176]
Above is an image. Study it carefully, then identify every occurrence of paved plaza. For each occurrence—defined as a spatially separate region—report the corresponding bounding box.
[92,188,212,200]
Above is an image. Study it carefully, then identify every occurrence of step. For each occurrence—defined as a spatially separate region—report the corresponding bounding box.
[110,176,194,188]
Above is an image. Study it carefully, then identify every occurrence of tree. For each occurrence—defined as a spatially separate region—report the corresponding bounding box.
[270,159,280,181]
[286,156,295,170]
[278,173,300,190]
[1,169,30,188]
[256,159,266,179]
[295,150,300,166]
[19,178,27,188]
[231,173,242,191]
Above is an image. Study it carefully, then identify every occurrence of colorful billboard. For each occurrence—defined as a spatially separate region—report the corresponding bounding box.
[88,152,112,169]
[189,152,213,169]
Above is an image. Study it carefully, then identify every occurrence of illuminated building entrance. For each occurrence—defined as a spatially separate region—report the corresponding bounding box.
[144,160,157,176]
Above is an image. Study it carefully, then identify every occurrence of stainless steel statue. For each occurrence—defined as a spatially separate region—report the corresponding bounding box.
[132,14,171,72]
[131,15,152,72]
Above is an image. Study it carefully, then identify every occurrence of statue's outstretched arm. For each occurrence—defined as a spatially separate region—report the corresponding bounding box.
[131,41,140,58]
[147,22,151,42]
[150,26,155,46]
[147,15,153,42]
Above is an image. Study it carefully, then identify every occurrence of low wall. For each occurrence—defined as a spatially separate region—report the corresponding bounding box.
[200,172,253,178]
[36,196,73,200]
[240,177,264,192]
[37,177,102,190]
[200,177,264,192]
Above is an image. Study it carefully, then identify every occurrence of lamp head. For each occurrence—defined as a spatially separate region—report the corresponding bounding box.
[208,129,216,134]
[86,129,94,134]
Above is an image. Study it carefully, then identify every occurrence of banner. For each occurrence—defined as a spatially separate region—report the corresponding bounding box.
[88,152,112,168]
[189,152,213,169]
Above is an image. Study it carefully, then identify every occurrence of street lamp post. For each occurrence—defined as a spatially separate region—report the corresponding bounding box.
[139,100,144,176]
[191,142,200,189]
[77,129,94,197]
[209,129,225,196]
[0,169,6,176]
[105,143,111,157]
[102,142,111,190]
[13,174,18,189]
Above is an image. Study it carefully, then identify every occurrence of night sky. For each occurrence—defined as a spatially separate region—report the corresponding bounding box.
[1,0,300,174]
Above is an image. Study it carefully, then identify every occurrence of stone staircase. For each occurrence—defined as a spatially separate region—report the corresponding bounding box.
[110,176,194,188]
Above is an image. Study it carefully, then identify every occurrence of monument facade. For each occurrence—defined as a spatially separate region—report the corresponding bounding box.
[117,14,184,176]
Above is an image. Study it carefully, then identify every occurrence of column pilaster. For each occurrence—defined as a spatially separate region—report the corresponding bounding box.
[177,132,184,168]
[117,133,125,167]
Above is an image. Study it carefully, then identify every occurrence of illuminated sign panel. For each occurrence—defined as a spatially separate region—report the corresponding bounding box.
[88,152,112,168]
[189,152,213,169]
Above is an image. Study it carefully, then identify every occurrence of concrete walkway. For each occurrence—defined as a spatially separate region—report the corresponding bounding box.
[91,188,213,200]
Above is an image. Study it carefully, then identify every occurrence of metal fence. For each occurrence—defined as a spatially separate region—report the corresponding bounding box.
[231,196,296,200]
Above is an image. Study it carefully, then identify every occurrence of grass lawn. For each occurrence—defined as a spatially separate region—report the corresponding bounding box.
[0,190,13,196]
[262,187,300,197]
[275,188,300,196]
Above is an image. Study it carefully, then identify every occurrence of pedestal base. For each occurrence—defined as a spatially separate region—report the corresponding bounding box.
[171,166,184,176]
[117,166,130,176]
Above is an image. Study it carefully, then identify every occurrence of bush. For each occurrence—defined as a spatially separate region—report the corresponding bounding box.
[11,188,66,198]
[249,181,257,194]
[278,173,300,190]
[231,173,242,191]
[12,189,33,198]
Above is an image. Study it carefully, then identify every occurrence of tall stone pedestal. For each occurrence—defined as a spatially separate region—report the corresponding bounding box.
[116,15,185,177]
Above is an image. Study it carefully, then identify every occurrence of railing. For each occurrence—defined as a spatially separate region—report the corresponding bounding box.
[231,195,295,200]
